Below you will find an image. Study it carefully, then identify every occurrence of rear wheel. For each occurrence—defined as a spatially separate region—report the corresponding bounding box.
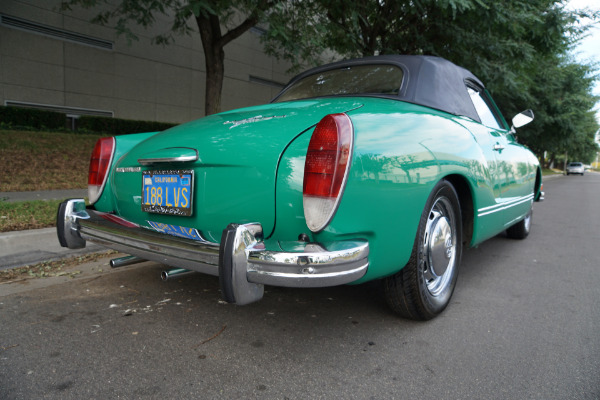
[384,180,462,320]
[506,207,532,239]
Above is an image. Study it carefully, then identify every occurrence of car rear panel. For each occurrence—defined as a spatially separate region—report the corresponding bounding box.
[105,99,363,242]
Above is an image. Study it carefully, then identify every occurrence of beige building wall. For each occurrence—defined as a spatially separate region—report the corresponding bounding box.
[0,0,292,123]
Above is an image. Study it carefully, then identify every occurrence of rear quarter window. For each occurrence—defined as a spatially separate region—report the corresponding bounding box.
[467,87,503,130]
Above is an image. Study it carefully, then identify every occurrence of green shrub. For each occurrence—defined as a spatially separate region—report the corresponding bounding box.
[0,106,65,130]
[0,106,178,135]
[77,116,176,135]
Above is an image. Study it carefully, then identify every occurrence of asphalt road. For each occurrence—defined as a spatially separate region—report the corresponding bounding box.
[1,173,599,400]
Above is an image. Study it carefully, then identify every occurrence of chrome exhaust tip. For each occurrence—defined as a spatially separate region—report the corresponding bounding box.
[161,268,194,281]
[110,255,145,268]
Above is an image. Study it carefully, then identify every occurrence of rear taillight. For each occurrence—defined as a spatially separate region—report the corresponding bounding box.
[303,113,353,232]
[88,137,115,204]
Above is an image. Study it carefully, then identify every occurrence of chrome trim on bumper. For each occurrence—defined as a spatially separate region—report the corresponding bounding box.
[247,242,370,287]
[57,199,369,304]
[56,198,88,249]
[536,191,545,202]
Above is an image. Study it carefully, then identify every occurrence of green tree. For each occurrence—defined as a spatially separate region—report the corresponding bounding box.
[516,57,599,165]
[262,0,599,160]
[60,0,278,115]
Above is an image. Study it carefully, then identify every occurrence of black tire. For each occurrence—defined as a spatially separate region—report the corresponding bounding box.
[506,207,532,240]
[384,180,462,320]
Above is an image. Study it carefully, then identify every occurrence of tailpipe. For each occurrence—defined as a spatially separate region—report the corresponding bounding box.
[161,268,195,281]
[110,255,145,268]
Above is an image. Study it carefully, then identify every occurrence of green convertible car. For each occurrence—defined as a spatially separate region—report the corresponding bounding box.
[57,55,543,320]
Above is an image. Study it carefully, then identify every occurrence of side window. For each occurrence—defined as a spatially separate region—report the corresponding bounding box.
[467,87,502,130]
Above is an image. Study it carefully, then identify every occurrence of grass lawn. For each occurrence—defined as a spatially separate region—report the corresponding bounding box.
[0,199,63,232]
[542,168,564,176]
[0,129,104,191]
[1,129,101,232]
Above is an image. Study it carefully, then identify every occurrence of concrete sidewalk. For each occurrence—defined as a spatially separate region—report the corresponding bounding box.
[0,189,87,202]
[1,189,96,270]
[0,228,101,270]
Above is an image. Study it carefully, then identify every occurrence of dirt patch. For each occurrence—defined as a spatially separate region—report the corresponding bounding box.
[0,251,118,284]
[0,130,103,192]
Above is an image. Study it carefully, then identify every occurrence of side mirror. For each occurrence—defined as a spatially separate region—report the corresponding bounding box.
[512,109,534,129]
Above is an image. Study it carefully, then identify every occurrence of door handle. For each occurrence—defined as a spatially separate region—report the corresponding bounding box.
[493,143,505,151]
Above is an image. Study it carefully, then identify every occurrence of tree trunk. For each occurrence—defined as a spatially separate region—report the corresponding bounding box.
[204,46,225,116]
[548,154,556,169]
[197,14,225,116]
[195,9,262,116]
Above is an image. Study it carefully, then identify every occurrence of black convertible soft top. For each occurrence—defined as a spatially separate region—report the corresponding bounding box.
[275,55,486,123]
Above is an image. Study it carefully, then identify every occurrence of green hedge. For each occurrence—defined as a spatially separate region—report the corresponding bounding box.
[77,115,176,135]
[0,106,65,130]
[0,106,178,135]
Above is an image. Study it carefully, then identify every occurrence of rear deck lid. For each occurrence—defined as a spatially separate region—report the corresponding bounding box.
[111,98,363,241]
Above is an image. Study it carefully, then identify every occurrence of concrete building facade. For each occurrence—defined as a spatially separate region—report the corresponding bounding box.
[0,0,291,124]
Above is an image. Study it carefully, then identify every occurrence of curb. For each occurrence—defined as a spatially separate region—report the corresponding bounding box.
[542,174,564,180]
[0,227,101,270]
[0,189,87,203]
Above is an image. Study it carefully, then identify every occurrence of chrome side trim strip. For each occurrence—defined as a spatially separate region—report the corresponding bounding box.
[477,194,534,217]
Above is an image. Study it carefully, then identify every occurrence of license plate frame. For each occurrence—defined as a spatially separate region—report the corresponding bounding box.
[142,169,194,216]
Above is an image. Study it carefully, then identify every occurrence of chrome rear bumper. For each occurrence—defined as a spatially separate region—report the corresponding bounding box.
[57,199,369,305]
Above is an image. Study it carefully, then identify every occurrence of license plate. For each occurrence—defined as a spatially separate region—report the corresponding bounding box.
[142,170,193,216]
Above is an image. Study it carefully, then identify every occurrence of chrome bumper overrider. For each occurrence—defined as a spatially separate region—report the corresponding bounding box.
[57,199,369,305]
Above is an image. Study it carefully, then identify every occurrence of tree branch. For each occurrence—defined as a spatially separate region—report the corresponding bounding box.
[219,13,259,47]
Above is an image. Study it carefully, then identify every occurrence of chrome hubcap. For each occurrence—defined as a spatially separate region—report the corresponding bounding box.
[429,216,453,276]
[422,197,457,297]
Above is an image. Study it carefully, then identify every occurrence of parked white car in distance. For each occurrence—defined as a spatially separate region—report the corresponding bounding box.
[566,162,585,175]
